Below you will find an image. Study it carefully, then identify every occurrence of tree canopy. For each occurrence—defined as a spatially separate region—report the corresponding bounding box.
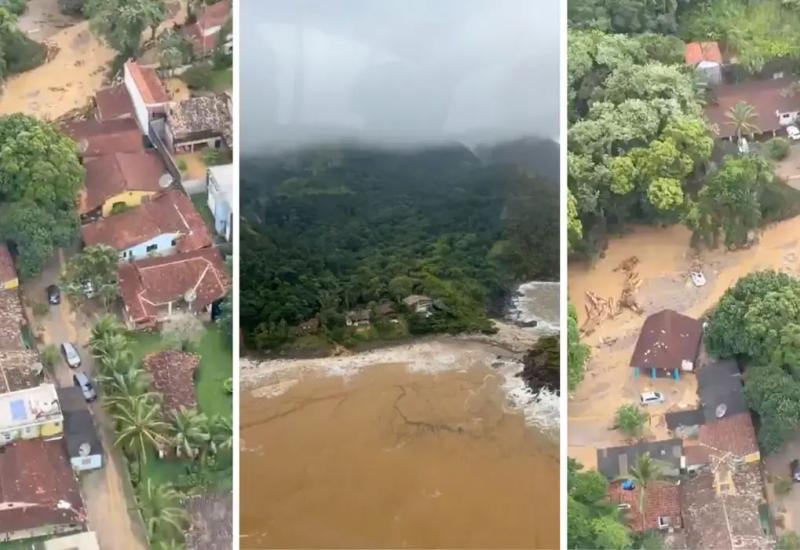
[568,30,712,252]
[85,0,165,57]
[0,115,83,278]
[240,144,558,351]
[568,459,631,549]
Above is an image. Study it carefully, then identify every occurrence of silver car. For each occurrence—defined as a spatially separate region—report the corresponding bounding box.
[60,342,81,368]
[73,372,97,402]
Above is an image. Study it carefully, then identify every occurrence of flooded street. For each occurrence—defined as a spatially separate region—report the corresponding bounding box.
[568,216,800,465]
[241,362,559,549]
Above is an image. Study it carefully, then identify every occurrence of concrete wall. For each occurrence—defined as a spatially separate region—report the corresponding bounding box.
[119,232,180,262]
[124,65,150,136]
[101,190,157,217]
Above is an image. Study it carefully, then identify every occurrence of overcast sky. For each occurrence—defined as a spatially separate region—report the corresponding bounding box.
[240,0,560,152]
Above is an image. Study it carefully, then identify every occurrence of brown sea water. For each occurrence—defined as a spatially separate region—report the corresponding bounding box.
[240,362,559,549]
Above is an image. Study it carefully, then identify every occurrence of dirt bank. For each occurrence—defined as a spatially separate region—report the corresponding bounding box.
[568,216,800,464]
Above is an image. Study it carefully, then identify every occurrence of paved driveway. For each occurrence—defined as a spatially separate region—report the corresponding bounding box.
[23,249,147,550]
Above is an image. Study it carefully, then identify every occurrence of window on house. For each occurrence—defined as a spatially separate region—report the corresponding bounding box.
[146,244,158,252]
[171,239,177,247]
[657,516,670,529]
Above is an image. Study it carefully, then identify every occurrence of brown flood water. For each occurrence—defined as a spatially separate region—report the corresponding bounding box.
[241,363,559,549]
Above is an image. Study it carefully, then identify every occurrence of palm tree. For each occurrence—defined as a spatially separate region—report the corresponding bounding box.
[623,453,663,531]
[138,479,189,544]
[90,314,126,344]
[99,366,154,412]
[90,331,131,364]
[113,394,169,481]
[169,407,210,460]
[726,101,760,141]
[209,414,232,455]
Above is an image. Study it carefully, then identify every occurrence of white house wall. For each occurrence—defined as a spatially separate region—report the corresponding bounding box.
[123,66,150,136]
[119,232,180,261]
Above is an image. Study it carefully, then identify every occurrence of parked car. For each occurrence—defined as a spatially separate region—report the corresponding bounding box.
[788,125,800,141]
[791,459,800,482]
[46,284,61,305]
[640,391,665,406]
[690,271,706,287]
[60,342,81,368]
[73,372,97,402]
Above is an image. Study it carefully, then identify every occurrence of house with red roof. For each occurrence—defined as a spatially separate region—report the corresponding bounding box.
[123,60,170,136]
[0,439,85,542]
[61,118,144,159]
[608,480,683,533]
[118,247,228,329]
[183,1,232,58]
[80,189,212,261]
[79,150,171,221]
[685,41,723,84]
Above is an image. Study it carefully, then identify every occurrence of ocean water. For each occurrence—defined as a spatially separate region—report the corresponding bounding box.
[506,280,560,333]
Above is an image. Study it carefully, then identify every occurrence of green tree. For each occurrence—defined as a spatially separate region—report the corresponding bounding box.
[91,313,127,343]
[84,0,165,57]
[779,531,800,550]
[568,459,631,549]
[744,366,800,452]
[614,403,649,438]
[568,303,590,390]
[62,244,119,308]
[621,453,662,531]
[137,479,189,544]
[726,102,760,141]
[157,29,194,74]
[689,156,773,249]
[592,515,631,549]
[168,407,210,460]
[99,365,152,412]
[112,393,169,480]
[210,414,232,454]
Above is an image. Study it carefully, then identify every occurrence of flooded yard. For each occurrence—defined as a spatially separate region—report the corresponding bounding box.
[568,215,800,462]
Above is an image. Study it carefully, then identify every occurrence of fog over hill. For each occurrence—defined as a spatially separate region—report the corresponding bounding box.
[241,0,560,153]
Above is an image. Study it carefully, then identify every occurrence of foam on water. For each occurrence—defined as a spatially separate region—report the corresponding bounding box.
[506,281,560,333]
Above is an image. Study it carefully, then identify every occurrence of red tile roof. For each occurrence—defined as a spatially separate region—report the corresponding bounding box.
[197,0,231,30]
[684,444,713,467]
[81,189,212,252]
[705,78,800,139]
[80,151,168,214]
[685,41,723,65]
[630,310,703,372]
[143,350,199,413]
[95,84,135,121]
[0,244,15,283]
[698,412,759,457]
[608,480,682,532]
[62,118,143,157]
[118,247,228,325]
[0,439,85,535]
[125,60,169,105]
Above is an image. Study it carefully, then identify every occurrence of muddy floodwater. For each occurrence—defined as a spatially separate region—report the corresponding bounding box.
[241,363,559,549]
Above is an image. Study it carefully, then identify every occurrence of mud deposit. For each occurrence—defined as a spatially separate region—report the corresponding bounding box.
[241,363,559,549]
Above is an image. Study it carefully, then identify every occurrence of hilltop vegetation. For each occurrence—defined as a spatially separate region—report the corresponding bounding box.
[240,143,558,351]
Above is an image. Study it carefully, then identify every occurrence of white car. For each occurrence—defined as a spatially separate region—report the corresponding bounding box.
[640,391,665,406]
[788,125,800,141]
[690,271,706,287]
[60,342,81,368]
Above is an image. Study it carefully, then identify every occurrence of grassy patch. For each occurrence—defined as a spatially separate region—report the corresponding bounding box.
[129,326,232,493]
[181,63,232,93]
[129,326,231,419]
[191,193,216,234]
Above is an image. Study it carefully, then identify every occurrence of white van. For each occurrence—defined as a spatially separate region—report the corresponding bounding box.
[61,342,81,368]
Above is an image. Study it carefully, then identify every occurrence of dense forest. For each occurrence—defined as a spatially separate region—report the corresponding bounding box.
[240,142,558,351]
[567,0,800,255]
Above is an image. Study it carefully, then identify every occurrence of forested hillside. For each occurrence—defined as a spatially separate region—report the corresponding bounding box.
[240,142,558,351]
[567,0,800,255]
